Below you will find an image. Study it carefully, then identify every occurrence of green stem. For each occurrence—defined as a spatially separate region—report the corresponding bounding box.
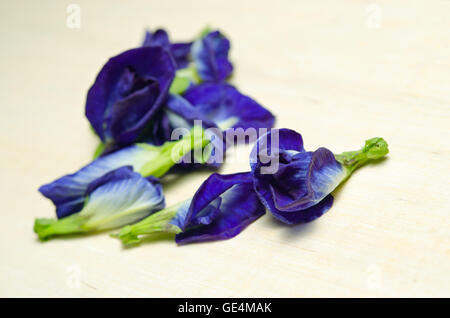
[138,126,209,177]
[34,214,90,241]
[113,202,185,245]
[334,137,389,176]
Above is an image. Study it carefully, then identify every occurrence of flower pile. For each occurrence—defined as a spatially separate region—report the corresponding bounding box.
[34,27,389,245]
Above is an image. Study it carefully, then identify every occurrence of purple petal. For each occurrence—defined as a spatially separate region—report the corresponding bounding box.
[272,148,344,212]
[38,144,162,218]
[85,46,175,146]
[251,129,345,224]
[171,42,192,69]
[142,29,192,69]
[269,195,334,225]
[191,30,233,82]
[85,166,134,195]
[249,128,304,172]
[82,166,165,230]
[143,94,224,168]
[184,83,275,134]
[142,29,170,48]
[175,172,265,244]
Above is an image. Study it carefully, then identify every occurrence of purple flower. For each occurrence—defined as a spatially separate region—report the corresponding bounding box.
[250,129,389,224]
[39,127,207,218]
[142,29,192,69]
[174,172,265,244]
[191,30,233,82]
[183,83,275,133]
[149,83,275,145]
[144,84,275,167]
[142,28,232,83]
[116,172,265,245]
[86,46,176,150]
[34,166,165,241]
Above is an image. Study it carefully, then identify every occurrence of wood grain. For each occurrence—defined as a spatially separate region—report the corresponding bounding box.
[0,0,449,297]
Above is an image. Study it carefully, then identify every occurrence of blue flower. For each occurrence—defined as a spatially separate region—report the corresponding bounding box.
[149,83,275,146]
[86,46,176,151]
[142,28,232,83]
[34,166,165,241]
[39,127,208,218]
[116,172,266,245]
[250,129,389,224]
[145,84,275,167]
[191,30,233,82]
[142,28,192,69]
[183,83,275,133]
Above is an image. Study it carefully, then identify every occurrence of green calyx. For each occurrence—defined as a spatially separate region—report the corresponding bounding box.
[113,203,183,245]
[169,65,201,95]
[335,137,389,174]
[198,26,212,38]
[93,142,106,159]
[34,214,90,241]
[137,125,209,178]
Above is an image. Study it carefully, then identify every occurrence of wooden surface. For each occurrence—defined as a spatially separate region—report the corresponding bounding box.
[1,0,449,297]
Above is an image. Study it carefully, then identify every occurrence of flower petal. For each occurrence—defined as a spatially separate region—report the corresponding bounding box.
[170,42,192,69]
[142,29,170,48]
[38,144,162,218]
[251,129,345,224]
[142,29,192,69]
[191,31,233,82]
[175,172,265,244]
[184,83,275,133]
[272,148,345,212]
[268,195,334,225]
[144,94,224,168]
[80,166,165,231]
[85,46,175,145]
[249,128,304,172]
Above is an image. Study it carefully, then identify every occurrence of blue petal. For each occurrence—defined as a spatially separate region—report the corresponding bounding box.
[267,194,334,225]
[80,166,165,230]
[184,83,275,133]
[168,199,191,229]
[85,46,175,146]
[251,129,346,224]
[142,29,170,48]
[250,128,304,172]
[144,94,223,168]
[170,42,192,69]
[191,31,233,82]
[175,172,265,244]
[38,144,162,219]
[142,29,192,69]
[271,148,345,212]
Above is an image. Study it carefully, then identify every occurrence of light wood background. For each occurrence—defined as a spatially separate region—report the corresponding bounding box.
[1,0,449,297]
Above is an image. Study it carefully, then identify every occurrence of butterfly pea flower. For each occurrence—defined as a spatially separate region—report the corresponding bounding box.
[39,127,208,219]
[147,28,232,84]
[86,46,176,154]
[191,30,233,83]
[183,83,275,133]
[115,172,265,245]
[146,84,275,166]
[142,28,192,70]
[141,28,233,94]
[34,166,165,241]
[150,84,275,144]
[250,129,389,224]
[142,28,192,95]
